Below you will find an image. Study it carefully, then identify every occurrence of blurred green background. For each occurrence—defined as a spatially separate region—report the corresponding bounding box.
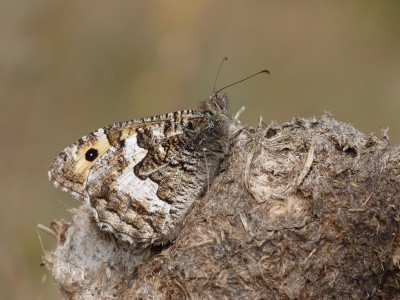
[1,1,400,299]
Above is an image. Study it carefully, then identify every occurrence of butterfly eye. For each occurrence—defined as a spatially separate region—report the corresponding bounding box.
[85,148,99,162]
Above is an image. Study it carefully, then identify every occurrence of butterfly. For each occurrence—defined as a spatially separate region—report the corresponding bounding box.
[48,94,229,245]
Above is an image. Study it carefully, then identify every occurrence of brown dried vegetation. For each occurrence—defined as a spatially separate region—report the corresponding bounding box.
[44,114,400,299]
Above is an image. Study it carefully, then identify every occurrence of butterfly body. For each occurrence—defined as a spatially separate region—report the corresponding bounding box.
[49,95,229,245]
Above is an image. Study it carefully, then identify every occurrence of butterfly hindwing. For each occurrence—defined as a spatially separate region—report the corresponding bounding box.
[49,95,229,245]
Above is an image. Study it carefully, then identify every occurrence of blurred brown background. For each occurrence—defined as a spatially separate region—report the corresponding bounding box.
[1,1,399,299]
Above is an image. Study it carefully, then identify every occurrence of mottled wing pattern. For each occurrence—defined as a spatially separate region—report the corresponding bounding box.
[49,95,228,245]
[49,116,165,200]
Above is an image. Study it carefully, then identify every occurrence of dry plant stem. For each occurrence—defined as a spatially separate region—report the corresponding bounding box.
[43,114,400,299]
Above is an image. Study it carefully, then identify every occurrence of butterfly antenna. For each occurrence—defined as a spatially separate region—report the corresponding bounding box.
[215,69,270,94]
[212,57,228,94]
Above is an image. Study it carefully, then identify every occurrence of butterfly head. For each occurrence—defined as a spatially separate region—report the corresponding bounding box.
[200,93,228,116]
